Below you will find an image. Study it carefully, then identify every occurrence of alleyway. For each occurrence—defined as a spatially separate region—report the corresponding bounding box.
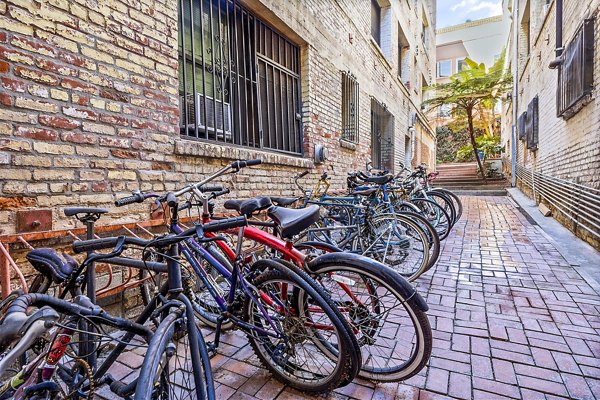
[98,196,600,400]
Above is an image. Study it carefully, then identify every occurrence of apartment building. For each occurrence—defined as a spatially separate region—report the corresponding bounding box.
[501,0,600,248]
[0,0,436,235]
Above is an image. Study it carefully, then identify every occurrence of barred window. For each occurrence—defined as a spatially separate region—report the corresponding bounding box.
[525,96,538,151]
[341,72,359,143]
[557,18,595,119]
[178,0,302,155]
[517,111,527,140]
[371,99,393,170]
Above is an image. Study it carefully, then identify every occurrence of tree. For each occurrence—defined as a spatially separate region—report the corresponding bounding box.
[425,52,512,180]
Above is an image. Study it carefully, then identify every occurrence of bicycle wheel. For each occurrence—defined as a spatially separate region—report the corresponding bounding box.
[409,198,451,241]
[397,211,440,272]
[296,246,432,382]
[426,191,457,227]
[434,188,463,221]
[362,213,429,281]
[243,260,360,392]
[134,307,214,400]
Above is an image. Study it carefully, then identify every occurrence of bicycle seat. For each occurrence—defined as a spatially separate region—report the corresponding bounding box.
[267,205,320,239]
[224,197,272,215]
[270,197,300,207]
[64,207,108,217]
[351,187,378,196]
[26,248,77,283]
[362,174,394,185]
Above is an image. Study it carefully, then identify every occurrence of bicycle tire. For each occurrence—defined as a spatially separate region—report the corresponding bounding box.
[362,213,430,281]
[295,246,432,382]
[426,190,457,227]
[243,259,360,392]
[433,188,463,221]
[408,198,452,241]
[396,211,440,272]
[134,309,214,400]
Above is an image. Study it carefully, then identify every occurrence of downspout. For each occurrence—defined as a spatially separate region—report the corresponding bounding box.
[555,0,563,57]
[510,0,519,187]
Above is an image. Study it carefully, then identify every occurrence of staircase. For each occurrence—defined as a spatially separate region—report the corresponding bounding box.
[433,162,507,195]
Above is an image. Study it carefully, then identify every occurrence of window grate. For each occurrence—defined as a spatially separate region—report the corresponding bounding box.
[178,0,302,155]
[517,111,527,140]
[371,98,393,170]
[525,96,538,151]
[557,17,595,119]
[341,71,359,143]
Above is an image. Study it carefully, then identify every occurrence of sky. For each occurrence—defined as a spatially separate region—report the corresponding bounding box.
[436,0,504,29]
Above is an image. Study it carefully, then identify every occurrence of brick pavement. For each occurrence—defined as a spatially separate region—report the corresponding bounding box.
[103,196,600,399]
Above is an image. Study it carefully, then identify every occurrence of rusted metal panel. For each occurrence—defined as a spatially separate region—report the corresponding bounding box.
[16,210,52,233]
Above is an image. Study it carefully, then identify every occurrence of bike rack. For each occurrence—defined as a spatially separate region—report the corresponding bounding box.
[0,218,195,299]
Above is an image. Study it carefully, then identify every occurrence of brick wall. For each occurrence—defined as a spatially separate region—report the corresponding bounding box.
[503,0,600,247]
[0,0,436,237]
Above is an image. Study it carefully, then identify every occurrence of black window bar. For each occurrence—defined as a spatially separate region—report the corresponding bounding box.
[341,71,359,143]
[178,0,302,155]
[371,98,393,170]
[557,17,595,119]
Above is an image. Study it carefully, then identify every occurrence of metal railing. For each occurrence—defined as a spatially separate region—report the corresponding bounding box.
[516,164,600,240]
[557,17,595,119]
[178,0,302,155]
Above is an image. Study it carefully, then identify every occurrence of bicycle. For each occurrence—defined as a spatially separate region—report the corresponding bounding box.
[120,160,432,383]
[114,160,363,392]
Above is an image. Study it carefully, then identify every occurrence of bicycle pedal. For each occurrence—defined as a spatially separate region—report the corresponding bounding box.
[206,341,218,358]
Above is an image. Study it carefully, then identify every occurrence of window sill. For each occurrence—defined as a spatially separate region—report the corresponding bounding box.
[174,138,314,168]
[370,38,393,70]
[339,139,357,151]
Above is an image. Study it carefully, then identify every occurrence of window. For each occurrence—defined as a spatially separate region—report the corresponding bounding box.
[457,58,467,72]
[557,18,595,119]
[518,111,527,140]
[371,0,381,46]
[398,23,410,78]
[521,0,531,56]
[371,99,393,170]
[439,104,451,118]
[178,0,302,155]
[341,71,359,143]
[525,96,538,150]
[437,60,451,77]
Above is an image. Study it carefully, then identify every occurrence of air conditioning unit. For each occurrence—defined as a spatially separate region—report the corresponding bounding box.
[179,93,232,141]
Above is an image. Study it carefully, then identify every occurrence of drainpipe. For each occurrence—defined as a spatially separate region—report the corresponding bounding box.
[555,0,563,57]
[510,0,519,187]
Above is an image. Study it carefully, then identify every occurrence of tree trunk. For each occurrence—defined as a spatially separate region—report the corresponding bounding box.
[467,109,487,182]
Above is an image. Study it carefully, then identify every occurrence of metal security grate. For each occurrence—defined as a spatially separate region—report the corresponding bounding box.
[525,96,538,150]
[178,0,302,154]
[341,71,359,143]
[557,18,595,119]
[516,164,600,240]
[371,98,393,170]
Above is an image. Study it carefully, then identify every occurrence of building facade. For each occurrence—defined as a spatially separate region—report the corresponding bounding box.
[0,0,436,235]
[501,0,600,248]
[436,14,510,84]
[434,12,510,124]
